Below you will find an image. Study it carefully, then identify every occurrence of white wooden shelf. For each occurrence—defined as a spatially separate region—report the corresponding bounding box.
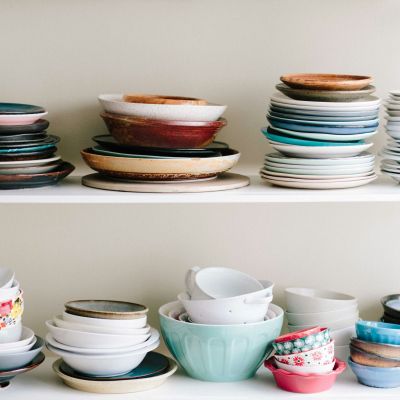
[0,174,399,204]
[5,356,400,399]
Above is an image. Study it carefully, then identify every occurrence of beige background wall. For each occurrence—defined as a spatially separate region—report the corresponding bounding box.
[0,1,399,337]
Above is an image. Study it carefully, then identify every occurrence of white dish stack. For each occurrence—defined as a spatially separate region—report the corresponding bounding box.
[285,288,359,360]
[381,90,400,181]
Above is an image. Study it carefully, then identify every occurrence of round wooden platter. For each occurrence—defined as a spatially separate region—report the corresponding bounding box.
[82,173,250,193]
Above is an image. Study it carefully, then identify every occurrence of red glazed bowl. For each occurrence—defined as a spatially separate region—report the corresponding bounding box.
[101,112,227,149]
[264,358,346,394]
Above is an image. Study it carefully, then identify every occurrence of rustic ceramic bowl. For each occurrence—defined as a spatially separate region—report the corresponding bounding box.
[356,321,400,345]
[350,344,400,368]
[351,337,400,359]
[101,112,226,149]
[81,148,240,181]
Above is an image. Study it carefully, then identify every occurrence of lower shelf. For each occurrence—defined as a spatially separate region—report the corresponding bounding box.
[6,356,400,399]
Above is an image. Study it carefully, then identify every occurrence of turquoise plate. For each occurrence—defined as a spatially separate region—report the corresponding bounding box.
[0,143,57,154]
[0,103,45,115]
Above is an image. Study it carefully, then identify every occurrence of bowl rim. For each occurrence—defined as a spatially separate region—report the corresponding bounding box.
[274,326,325,343]
[285,287,357,302]
[356,320,400,333]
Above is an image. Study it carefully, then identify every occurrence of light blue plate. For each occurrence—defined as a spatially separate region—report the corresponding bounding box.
[267,115,379,127]
[270,105,380,118]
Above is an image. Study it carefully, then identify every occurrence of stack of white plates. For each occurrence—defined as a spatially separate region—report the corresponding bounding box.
[381,90,400,182]
[260,86,380,189]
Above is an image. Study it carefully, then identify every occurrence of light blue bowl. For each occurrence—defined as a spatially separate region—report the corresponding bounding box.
[159,301,283,382]
[348,358,400,388]
[356,321,400,345]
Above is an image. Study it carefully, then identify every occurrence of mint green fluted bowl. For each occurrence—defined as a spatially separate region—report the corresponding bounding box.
[159,301,283,382]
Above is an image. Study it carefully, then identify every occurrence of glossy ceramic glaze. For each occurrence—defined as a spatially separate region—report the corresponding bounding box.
[0,135,59,149]
[0,112,48,126]
[0,103,45,115]
[0,119,49,134]
[101,112,227,149]
[351,337,400,359]
[159,301,283,382]
[98,94,226,122]
[350,344,400,368]
[356,321,400,345]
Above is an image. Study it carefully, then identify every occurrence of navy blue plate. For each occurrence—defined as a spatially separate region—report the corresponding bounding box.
[0,119,49,134]
[59,352,170,381]
[0,103,45,115]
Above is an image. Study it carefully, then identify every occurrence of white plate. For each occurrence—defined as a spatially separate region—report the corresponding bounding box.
[270,143,372,158]
[385,115,400,122]
[386,124,400,132]
[0,163,59,175]
[271,100,380,113]
[386,130,400,140]
[267,114,379,126]
[270,106,379,117]
[262,164,374,176]
[0,156,61,168]
[261,172,375,183]
[261,169,374,180]
[98,94,226,122]
[264,159,375,170]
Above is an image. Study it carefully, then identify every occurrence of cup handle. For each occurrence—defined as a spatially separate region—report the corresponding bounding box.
[244,295,273,305]
[185,267,201,297]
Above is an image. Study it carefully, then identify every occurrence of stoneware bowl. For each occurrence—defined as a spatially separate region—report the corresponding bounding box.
[265,358,346,394]
[381,294,400,320]
[45,320,150,349]
[98,94,227,122]
[348,357,400,388]
[101,112,226,149]
[273,327,330,355]
[81,148,240,181]
[64,300,148,320]
[285,288,357,313]
[350,344,400,368]
[356,321,400,345]
[351,337,400,359]
[159,301,283,382]
[47,339,159,377]
[274,358,335,374]
[178,291,272,325]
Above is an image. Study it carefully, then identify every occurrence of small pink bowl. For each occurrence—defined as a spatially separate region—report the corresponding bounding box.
[0,112,48,126]
[265,358,346,394]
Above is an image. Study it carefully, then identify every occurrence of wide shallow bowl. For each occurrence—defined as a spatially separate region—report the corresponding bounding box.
[350,344,400,368]
[101,112,227,149]
[64,300,148,320]
[98,94,226,122]
[351,337,400,359]
[0,352,45,389]
[52,355,177,394]
[381,294,400,320]
[348,357,400,388]
[265,358,346,393]
[274,358,335,374]
[47,339,159,377]
[46,328,160,355]
[81,148,240,181]
[280,74,372,91]
[285,288,357,313]
[288,314,359,332]
[178,291,272,325]
[0,337,36,355]
[356,321,400,345]
[45,320,150,349]
[159,301,283,382]
[0,327,34,350]
[0,336,44,371]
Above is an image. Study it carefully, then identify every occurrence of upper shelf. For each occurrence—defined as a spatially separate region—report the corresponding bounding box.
[0,174,399,204]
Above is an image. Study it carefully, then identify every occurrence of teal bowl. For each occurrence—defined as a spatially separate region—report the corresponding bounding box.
[159,301,283,382]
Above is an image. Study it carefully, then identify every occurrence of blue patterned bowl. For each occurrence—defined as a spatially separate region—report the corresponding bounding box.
[356,321,400,345]
[159,301,283,382]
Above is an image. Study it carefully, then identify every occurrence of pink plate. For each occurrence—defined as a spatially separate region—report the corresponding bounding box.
[0,112,48,126]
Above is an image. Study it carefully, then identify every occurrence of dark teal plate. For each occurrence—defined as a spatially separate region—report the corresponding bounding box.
[0,103,45,115]
[59,352,170,381]
[0,133,47,144]
[0,119,49,134]
[0,135,59,149]
[0,142,58,154]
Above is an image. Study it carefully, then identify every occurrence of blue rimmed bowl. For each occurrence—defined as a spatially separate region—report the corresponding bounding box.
[348,357,400,388]
[356,321,400,345]
[159,301,283,382]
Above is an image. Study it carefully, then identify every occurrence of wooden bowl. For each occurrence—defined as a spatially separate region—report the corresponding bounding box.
[351,337,400,359]
[280,74,373,91]
[122,94,207,106]
[101,112,227,149]
[350,344,400,367]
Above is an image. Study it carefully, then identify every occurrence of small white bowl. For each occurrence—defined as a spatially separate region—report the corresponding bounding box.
[0,336,36,355]
[0,326,34,349]
[274,358,335,374]
[62,311,147,329]
[0,321,22,344]
[47,339,160,377]
[98,94,227,122]
[45,320,150,349]
[286,306,359,326]
[53,315,150,336]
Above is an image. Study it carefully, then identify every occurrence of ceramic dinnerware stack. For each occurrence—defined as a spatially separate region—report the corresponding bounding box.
[81,94,249,193]
[348,321,400,388]
[0,102,74,189]
[380,91,400,182]
[381,294,400,324]
[285,288,359,360]
[260,74,379,189]
[47,300,177,394]
[159,266,283,381]
[0,268,45,389]
[265,326,346,393]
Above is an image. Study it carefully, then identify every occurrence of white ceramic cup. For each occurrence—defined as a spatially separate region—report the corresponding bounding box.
[0,320,22,344]
[0,280,20,302]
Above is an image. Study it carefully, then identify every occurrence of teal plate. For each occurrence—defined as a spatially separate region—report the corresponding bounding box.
[0,103,45,115]
[59,352,170,381]
[0,142,58,154]
[262,128,365,147]
[92,146,186,159]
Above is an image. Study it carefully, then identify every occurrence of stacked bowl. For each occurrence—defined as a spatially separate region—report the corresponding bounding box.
[260,74,379,189]
[0,102,74,189]
[285,288,359,360]
[0,268,45,389]
[380,91,400,182]
[349,321,400,388]
[381,294,400,324]
[265,326,346,393]
[46,300,177,394]
[159,266,283,382]
[81,94,249,193]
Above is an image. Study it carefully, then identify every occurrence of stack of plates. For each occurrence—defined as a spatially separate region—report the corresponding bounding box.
[260,74,379,189]
[380,91,400,182]
[81,94,249,193]
[0,103,74,189]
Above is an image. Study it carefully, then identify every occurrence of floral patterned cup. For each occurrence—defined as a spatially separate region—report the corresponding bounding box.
[0,291,23,331]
